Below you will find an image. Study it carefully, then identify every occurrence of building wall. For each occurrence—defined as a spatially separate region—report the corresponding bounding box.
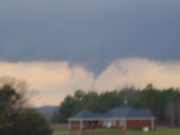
[71,121,81,129]
[70,119,153,129]
[110,120,126,128]
[127,120,152,129]
[70,121,103,129]
[83,121,103,129]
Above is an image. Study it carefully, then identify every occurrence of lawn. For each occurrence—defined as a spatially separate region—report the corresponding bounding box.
[53,128,180,135]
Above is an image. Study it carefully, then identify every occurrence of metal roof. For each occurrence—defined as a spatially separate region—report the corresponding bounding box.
[105,107,154,118]
[69,107,154,121]
[69,111,102,120]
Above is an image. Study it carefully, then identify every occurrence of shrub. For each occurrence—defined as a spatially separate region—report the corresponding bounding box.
[13,109,52,135]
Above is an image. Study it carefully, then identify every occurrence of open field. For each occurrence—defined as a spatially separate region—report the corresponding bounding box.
[53,128,180,135]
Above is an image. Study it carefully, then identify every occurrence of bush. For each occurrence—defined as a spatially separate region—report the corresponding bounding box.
[13,109,52,135]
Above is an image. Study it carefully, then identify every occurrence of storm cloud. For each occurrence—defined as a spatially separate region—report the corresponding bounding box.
[0,0,180,106]
[0,0,180,72]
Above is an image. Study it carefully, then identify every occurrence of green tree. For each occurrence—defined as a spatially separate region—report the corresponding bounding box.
[0,77,52,135]
[59,95,77,122]
[56,84,180,126]
[0,84,25,134]
[81,91,99,112]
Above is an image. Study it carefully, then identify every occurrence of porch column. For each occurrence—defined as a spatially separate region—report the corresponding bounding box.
[124,118,127,130]
[122,118,127,135]
[151,118,155,130]
[68,120,72,129]
[80,120,84,130]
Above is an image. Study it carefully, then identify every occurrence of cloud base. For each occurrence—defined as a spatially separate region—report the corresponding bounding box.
[0,58,180,106]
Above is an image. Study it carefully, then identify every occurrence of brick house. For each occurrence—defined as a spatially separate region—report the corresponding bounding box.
[68,107,155,130]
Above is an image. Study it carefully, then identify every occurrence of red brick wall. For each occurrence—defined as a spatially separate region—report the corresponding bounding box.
[127,120,152,129]
[71,120,153,129]
[112,121,124,128]
[71,121,81,129]
[71,121,103,129]
[83,121,103,129]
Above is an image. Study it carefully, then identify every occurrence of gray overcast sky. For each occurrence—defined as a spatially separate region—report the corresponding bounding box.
[0,0,180,73]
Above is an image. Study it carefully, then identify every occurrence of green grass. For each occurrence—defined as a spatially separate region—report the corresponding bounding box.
[53,128,180,135]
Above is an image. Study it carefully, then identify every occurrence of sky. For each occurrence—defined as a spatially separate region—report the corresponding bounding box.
[0,0,180,106]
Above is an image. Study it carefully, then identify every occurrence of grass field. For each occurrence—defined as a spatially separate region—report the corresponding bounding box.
[53,128,180,135]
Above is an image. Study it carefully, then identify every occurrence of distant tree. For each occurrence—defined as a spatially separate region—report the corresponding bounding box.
[165,100,176,127]
[136,84,162,118]
[56,84,180,126]
[97,91,122,112]
[119,87,140,106]
[59,95,77,122]
[74,90,86,101]
[136,84,180,123]
[79,91,99,112]
[165,95,180,127]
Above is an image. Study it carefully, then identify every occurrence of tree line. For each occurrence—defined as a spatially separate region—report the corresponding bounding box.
[55,84,180,127]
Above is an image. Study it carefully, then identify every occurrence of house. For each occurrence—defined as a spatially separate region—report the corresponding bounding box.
[68,107,155,130]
